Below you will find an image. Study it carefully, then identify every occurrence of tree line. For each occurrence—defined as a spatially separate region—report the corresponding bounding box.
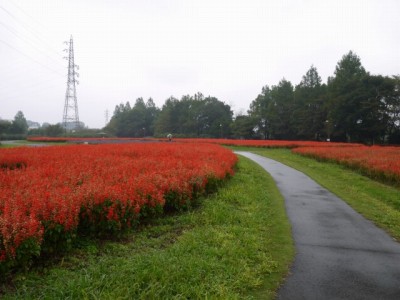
[0,112,78,139]
[247,51,400,144]
[106,51,400,144]
[0,111,29,140]
[105,94,232,138]
[0,112,94,140]
[2,51,399,144]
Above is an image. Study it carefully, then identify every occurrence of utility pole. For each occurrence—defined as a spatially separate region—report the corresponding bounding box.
[62,35,80,132]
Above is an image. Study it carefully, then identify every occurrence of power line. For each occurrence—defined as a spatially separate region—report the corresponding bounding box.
[8,0,49,31]
[0,72,62,91]
[0,77,63,103]
[0,84,62,100]
[0,21,65,68]
[0,63,59,85]
[0,39,64,77]
[0,5,62,57]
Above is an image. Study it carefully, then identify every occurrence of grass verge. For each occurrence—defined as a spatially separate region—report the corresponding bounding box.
[0,143,18,148]
[1,156,293,299]
[0,140,65,148]
[241,147,400,241]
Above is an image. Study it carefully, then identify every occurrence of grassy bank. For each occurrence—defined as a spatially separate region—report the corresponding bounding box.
[0,140,64,148]
[245,148,400,241]
[1,156,293,299]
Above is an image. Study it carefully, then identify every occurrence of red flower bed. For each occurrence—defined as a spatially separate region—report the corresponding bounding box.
[27,137,162,143]
[27,136,362,148]
[293,146,400,184]
[174,138,362,148]
[0,143,237,268]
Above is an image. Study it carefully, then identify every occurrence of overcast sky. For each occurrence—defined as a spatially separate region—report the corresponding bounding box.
[1,0,399,128]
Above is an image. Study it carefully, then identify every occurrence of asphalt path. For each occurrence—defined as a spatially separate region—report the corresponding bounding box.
[236,151,400,300]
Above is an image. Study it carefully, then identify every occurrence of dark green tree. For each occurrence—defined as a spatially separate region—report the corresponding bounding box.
[357,75,400,144]
[0,119,12,136]
[127,98,146,137]
[144,98,159,136]
[154,93,232,138]
[106,102,128,136]
[200,96,232,137]
[231,114,255,139]
[10,111,28,134]
[248,86,273,139]
[154,96,180,136]
[268,79,295,139]
[247,51,399,144]
[105,99,160,137]
[249,80,296,140]
[387,75,400,143]
[293,65,327,140]
[44,124,64,137]
[327,51,368,142]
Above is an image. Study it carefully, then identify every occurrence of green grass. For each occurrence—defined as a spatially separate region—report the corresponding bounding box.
[1,156,294,299]
[0,144,15,148]
[0,141,31,148]
[0,142,22,148]
[0,140,66,148]
[239,147,400,241]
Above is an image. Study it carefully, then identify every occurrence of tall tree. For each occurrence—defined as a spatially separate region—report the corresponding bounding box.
[328,51,368,142]
[154,97,179,136]
[231,114,255,139]
[145,98,160,136]
[249,80,296,140]
[0,119,12,135]
[268,79,295,139]
[387,75,400,143]
[358,75,400,144]
[10,111,28,134]
[154,93,232,138]
[293,65,327,140]
[248,85,273,139]
[105,99,159,137]
[126,98,146,137]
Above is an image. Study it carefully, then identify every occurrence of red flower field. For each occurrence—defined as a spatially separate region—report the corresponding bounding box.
[174,138,362,148]
[293,146,400,184]
[0,143,237,265]
[3,137,400,272]
[27,136,362,148]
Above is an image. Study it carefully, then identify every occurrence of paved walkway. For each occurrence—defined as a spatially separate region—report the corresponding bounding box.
[236,152,400,300]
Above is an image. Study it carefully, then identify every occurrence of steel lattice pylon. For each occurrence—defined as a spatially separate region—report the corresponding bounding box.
[62,35,80,131]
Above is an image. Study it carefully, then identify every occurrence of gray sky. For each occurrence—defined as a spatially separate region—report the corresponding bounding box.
[1,0,399,128]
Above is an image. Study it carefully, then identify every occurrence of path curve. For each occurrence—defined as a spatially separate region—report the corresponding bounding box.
[236,151,400,300]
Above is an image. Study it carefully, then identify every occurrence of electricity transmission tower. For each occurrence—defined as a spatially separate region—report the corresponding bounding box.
[62,35,80,131]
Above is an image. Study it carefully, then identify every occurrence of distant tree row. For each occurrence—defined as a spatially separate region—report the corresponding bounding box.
[0,111,94,139]
[248,51,400,143]
[105,51,400,144]
[2,51,398,143]
[0,111,29,139]
[154,93,233,138]
[105,93,233,138]
[0,112,67,138]
[105,98,159,137]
